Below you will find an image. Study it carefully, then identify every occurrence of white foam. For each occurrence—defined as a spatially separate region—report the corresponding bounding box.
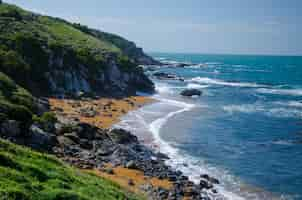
[274,101,302,108]
[256,88,302,96]
[155,83,176,94]
[205,62,222,65]
[116,97,285,200]
[155,57,167,61]
[187,83,209,89]
[223,104,302,118]
[190,77,263,88]
[146,98,248,200]
[223,104,263,114]
[272,140,294,146]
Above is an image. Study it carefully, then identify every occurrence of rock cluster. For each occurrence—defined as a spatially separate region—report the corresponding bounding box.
[0,104,222,200]
[153,72,184,81]
[52,123,221,199]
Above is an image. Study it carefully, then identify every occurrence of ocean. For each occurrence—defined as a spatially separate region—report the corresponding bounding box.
[115,53,302,200]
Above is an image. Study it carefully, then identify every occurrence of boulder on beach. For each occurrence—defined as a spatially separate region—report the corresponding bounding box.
[180,89,202,97]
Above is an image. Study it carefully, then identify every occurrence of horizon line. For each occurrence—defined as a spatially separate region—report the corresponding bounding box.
[147,51,302,57]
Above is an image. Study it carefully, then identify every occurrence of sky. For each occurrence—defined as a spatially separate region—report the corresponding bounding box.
[4,0,302,55]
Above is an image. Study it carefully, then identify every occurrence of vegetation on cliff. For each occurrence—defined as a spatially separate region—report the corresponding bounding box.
[0,2,154,96]
[0,72,34,126]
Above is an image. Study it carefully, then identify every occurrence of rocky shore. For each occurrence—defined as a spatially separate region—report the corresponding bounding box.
[55,125,222,200]
[48,97,223,200]
[1,96,223,200]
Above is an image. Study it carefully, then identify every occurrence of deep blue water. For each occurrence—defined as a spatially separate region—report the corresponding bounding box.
[118,53,302,199]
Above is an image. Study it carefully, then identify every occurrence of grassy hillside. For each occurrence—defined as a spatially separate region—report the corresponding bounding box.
[0,2,154,96]
[0,72,34,126]
[0,138,141,200]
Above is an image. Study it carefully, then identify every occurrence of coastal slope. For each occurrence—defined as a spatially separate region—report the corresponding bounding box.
[0,138,141,200]
[0,2,155,97]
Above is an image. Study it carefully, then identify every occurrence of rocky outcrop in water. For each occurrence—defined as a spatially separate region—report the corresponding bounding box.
[180,89,202,97]
[153,72,184,81]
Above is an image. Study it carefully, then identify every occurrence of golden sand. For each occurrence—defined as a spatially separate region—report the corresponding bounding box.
[49,96,153,129]
[86,165,172,195]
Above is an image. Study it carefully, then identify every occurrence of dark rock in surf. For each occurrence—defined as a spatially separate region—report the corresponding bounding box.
[200,174,220,184]
[153,72,184,81]
[180,89,202,97]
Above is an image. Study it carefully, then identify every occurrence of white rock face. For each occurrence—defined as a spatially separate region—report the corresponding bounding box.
[45,51,153,96]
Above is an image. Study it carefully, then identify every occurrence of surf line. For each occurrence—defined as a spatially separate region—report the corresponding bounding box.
[149,97,195,154]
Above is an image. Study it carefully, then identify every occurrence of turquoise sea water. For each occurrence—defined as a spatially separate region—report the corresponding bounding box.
[117,53,302,199]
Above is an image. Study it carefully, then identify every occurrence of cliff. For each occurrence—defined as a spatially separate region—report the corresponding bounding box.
[0,3,155,97]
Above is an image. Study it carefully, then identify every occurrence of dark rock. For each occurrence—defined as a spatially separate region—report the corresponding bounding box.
[200,174,220,184]
[156,152,170,160]
[76,123,97,140]
[108,129,138,144]
[155,187,169,199]
[167,175,177,182]
[153,72,184,81]
[180,89,202,97]
[1,120,21,138]
[79,107,98,117]
[125,160,138,169]
[199,179,213,189]
[57,136,76,147]
[28,125,57,151]
[184,187,199,197]
[64,132,80,143]
[128,179,135,186]
[79,139,93,150]
[35,98,50,115]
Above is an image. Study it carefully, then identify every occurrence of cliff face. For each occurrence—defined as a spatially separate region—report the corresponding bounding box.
[0,3,155,97]
[44,50,154,97]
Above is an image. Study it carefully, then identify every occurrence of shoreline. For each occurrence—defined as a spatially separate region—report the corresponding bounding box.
[48,96,223,199]
[111,94,284,200]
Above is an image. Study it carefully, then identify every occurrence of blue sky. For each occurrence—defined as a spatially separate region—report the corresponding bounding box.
[5,0,302,55]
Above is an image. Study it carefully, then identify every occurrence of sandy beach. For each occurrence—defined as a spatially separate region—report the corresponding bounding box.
[49,96,154,129]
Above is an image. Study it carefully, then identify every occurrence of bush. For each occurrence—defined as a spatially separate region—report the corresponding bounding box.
[0,6,23,20]
[0,100,33,124]
[0,72,35,120]
[32,112,57,125]
[117,55,137,71]
[0,49,30,85]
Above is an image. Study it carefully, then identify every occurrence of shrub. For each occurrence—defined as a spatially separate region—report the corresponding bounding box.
[0,6,23,20]
[0,49,30,85]
[32,112,57,125]
[117,55,137,71]
[0,100,33,124]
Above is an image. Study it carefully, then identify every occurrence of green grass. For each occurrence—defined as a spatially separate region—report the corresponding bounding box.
[0,72,34,124]
[0,3,119,53]
[0,139,142,200]
[0,2,144,95]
